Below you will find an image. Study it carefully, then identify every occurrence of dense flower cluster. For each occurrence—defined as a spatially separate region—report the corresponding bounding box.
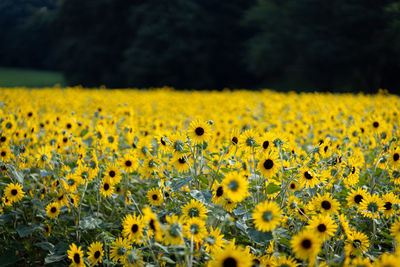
[0,87,399,266]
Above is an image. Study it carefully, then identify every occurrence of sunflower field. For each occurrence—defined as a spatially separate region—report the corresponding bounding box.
[0,88,399,267]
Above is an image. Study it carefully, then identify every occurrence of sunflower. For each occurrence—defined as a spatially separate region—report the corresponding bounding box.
[183,217,207,243]
[257,132,276,153]
[390,219,400,243]
[239,129,258,153]
[221,172,249,202]
[141,156,160,177]
[100,178,114,198]
[182,199,207,219]
[382,192,399,218]
[222,198,238,212]
[346,187,368,208]
[252,201,281,232]
[142,206,162,241]
[67,243,85,267]
[4,183,25,203]
[46,202,60,218]
[43,223,51,237]
[163,215,184,245]
[212,183,225,205]
[290,230,321,261]
[298,167,319,189]
[275,255,298,267]
[110,237,131,264]
[345,231,369,257]
[120,153,138,173]
[306,215,337,241]
[204,227,224,253]
[208,242,252,267]
[374,253,399,267]
[104,163,121,184]
[155,134,170,154]
[229,129,241,148]
[312,193,340,215]
[147,188,163,206]
[288,180,299,191]
[0,147,11,162]
[87,241,104,266]
[170,132,187,155]
[359,193,383,219]
[36,146,51,168]
[188,120,211,143]
[389,147,400,169]
[171,154,190,173]
[122,214,144,243]
[257,150,279,178]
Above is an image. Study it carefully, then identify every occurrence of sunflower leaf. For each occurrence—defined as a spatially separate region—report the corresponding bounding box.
[265,183,281,194]
[247,228,273,244]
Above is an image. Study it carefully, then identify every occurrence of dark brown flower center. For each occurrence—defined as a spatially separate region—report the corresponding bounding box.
[51,207,57,213]
[232,136,238,145]
[223,257,237,267]
[317,224,327,232]
[195,127,205,136]
[125,160,132,167]
[384,202,392,210]
[304,171,313,180]
[131,224,138,233]
[109,171,116,177]
[152,194,158,200]
[321,201,331,210]
[263,159,273,170]
[74,253,80,263]
[354,195,363,204]
[394,153,399,162]
[301,239,312,249]
[104,183,110,190]
[11,189,18,195]
[94,251,100,258]
[262,141,269,149]
[373,121,379,128]
[216,186,224,197]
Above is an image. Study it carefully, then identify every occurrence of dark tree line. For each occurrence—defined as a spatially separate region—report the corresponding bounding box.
[1,0,400,92]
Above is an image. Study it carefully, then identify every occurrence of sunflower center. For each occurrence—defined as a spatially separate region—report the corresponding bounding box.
[352,239,361,248]
[66,123,72,129]
[262,141,269,149]
[216,186,224,197]
[373,121,379,128]
[188,207,199,217]
[104,183,110,190]
[354,195,363,204]
[394,153,400,162]
[324,146,328,153]
[125,160,132,167]
[290,183,296,189]
[223,257,238,267]
[384,202,392,210]
[351,167,356,174]
[195,127,205,136]
[118,246,127,256]
[11,189,18,196]
[148,159,156,168]
[246,137,256,147]
[164,191,170,198]
[178,157,186,164]
[317,224,327,232]
[94,251,100,258]
[73,253,80,263]
[51,207,57,213]
[262,211,273,222]
[232,137,238,145]
[228,180,239,191]
[190,224,200,234]
[152,194,158,200]
[301,239,312,249]
[321,201,331,210]
[263,159,274,170]
[109,171,116,177]
[131,224,138,233]
[160,137,166,146]
[1,151,6,157]
[0,136,6,142]
[367,202,378,213]
[304,171,313,180]
[169,223,180,237]
[149,219,156,231]
[63,137,68,143]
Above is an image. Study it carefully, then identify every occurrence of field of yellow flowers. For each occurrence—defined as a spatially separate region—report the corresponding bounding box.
[0,87,399,266]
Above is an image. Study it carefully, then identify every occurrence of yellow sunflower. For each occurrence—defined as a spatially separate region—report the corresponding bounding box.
[204,227,224,253]
[312,193,340,215]
[208,241,252,267]
[390,219,400,243]
[290,230,321,261]
[4,183,25,203]
[239,129,258,154]
[120,152,138,173]
[163,215,184,246]
[359,193,383,219]
[298,167,319,189]
[104,163,121,184]
[100,178,114,198]
[306,214,337,241]
[221,172,249,202]
[122,213,144,243]
[257,150,279,178]
[182,199,207,219]
[147,188,163,206]
[183,217,208,243]
[46,202,60,219]
[110,237,131,264]
[188,120,212,143]
[67,243,85,267]
[345,231,370,257]
[382,192,399,218]
[346,187,368,208]
[87,241,104,266]
[171,154,190,173]
[252,201,281,232]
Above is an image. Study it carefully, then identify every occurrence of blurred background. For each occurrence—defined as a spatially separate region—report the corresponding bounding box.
[1,0,400,92]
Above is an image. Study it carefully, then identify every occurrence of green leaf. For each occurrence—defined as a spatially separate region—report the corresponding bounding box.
[44,253,66,264]
[0,251,19,266]
[247,228,273,244]
[16,225,37,238]
[79,216,102,230]
[35,242,55,252]
[160,256,175,264]
[265,183,281,194]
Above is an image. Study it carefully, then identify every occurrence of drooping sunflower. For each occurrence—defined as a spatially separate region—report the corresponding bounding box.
[183,217,208,243]
[208,241,252,267]
[238,129,258,154]
[169,132,188,155]
[110,237,131,264]
[290,230,321,261]
[188,120,212,143]
[274,255,298,267]
[221,172,249,202]
[252,201,281,232]
[163,215,184,246]
[67,243,85,267]
[87,241,104,266]
[257,150,279,178]
[155,134,170,154]
[141,156,160,177]
[222,198,238,212]
[120,152,138,173]
[122,214,144,243]
[298,167,319,189]
[359,193,383,219]
[346,187,368,208]
[204,227,224,253]
[182,199,207,220]
[147,188,163,206]
[100,178,114,198]
[104,163,121,184]
[382,192,399,218]
[46,202,60,219]
[345,231,370,257]
[4,183,25,203]
[171,154,190,173]
[142,206,162,241]
[312,193,340,215]
[306,214,337,241]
